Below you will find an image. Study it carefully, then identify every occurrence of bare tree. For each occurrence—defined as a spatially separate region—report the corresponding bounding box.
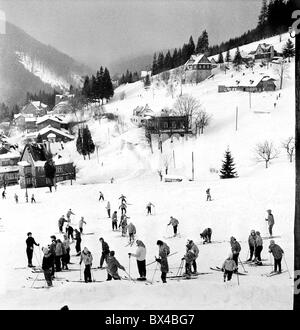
[69,94,87,122]
[273,60,289,89]
[162,153,172,175]
[255,140,280,168]
[173,66,185,96]
[167,80,176,99]
[282,136,295,163]
[160,71,170,85]
[194,110,212,134]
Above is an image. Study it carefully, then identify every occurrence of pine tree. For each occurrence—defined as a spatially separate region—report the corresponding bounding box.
[225,49,231,63]
[187,36,195,57]
[44,159,56,188]
[217,52,224,63]
[82,76,90,100]
[157,52,165,73]
[172,48,179,68]
[144,74,151,89]
[220,148,237,179]
[164,50,172,70]
[196,30,209,54]
[152,53,158,75]
[233,47,243,68]
[282,38,295,62]
[82,126,95,160]
[258,0,269,27]
[76,129,85,159]
[103,67,114,101]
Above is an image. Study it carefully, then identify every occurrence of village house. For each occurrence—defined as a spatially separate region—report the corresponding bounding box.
[0,151,20,187]
[131,104,154,127]
[253,43,275,61]
[36,126,75,143]
[18,142,75,189]
[55,93,74,105]
[22,101,48,117]
[218,74,277,93]
[184,54,212,83]
[36,115,69,131]
[145,114,190,137]
[25,117,37,132]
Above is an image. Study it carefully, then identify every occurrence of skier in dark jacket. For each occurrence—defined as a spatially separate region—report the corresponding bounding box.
[112,211,118,231]
[119,201,127,215]
[247,230,256,262]
[106,251,125,280]
[26,232,39,267]
[99,237,110,268]
[254,231,263,265]
[156,240,170,283]
[58,215,67,233]
[49,235,57,278]
[65,223,74,241]
[74,229,81,256]
[200,228,212,243]
[230,236,241,270]
[206,188,212,201]
[269,240,284,273]
[42,247,54,287]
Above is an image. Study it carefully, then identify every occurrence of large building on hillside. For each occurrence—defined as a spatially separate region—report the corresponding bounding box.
[254,43,275,61]
[0,151,20,187]
[184,54,212,83]
[131,104,154,127]
[18,143,76,189]
[22,101,48,117]
[145,115,190,137]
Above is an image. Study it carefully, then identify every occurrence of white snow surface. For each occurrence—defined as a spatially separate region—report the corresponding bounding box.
[0,35,295,309]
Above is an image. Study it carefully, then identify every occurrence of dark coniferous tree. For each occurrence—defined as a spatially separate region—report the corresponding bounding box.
[220,148,237,179]
[164,50,172,70]
[152,53,158,75]
[282,39,295,61]
[233,47,243,68]
[82,76,90,100]
[225,49,231,63]
[103,67,114,101]
[157,52,165,73]
[217,52,224,63]
[76,129,84,158]
[187,36,195,57]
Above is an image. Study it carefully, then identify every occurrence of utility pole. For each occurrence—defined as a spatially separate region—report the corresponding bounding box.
[192,152,194,181]
[294,15,300,310]
[173,149,176,168]
[249,92,252,109]
[235,106,238,131]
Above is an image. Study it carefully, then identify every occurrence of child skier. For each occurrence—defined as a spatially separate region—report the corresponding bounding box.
[99,191,104,201]
[127,222,136,243]
[254,231,263,265]
[106,251,125,280]
[268,240,284,273]
[119,214,128,236]
[200,228,212,243]
[247,230,256,262]
[31,194,36,203]
[80,247,93,282]
[66,209,75,222]
[14,193,18,203]
[167,216,179,237]
[42,247,54,287]
[230,236,241,270]
[106,201,111,218]
[146,202,155,215]
[58,215,67,233]
[112,211,118,231]
[222,253,237,282]
[78,216,86,234]
[119,201,127,215]
[206,188,212,201]
[99,237,110,268]
[74,229,82,256]
[265,209,275,237]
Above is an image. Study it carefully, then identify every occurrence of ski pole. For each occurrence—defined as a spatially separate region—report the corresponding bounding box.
[236,271,240,286]
[151,261,158,284]
[129,255,131,281]
[146,252,178,266]
[80,263,82,281]
[123,270,136,284]
[238,256,248,273]
[283,255,292,279]
[31,271,40,288]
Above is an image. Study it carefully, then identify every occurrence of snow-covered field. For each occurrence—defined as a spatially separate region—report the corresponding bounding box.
[0,33,295,309]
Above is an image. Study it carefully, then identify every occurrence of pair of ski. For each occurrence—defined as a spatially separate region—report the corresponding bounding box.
[261,270,288,277]
[163,235,182,239]
[31,267,105,273]
[122,275,154,285]
[125,240,135,247]
[167,272,213,281]
[210,266,248,276]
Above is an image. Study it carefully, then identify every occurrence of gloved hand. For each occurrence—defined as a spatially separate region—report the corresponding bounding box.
[128,253,131,256]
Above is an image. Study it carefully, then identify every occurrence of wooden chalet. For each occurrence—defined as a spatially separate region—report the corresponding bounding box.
[0,151,20,187]
[36,115,69,131]
[36,126,74,143]
[18,143,75,189]
[145,115,190,136]
[254,43,275,61]
[22,101,48,117]
[184,54,212,83]
[131,104,154,127]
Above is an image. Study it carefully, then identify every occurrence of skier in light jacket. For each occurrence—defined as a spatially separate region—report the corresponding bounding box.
[80,247,93,282]
[168,216,179,237]
[265,209,275,237]
[127,222,136,243]
[129,240,146,280]
[222,253,237,282]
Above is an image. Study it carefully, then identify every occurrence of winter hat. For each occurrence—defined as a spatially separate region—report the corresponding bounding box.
[157,240,163,246]
[256,231,260,235]
[267,209,272,213]
[251,230,255,234]
[230,236,235,241]
[50,235,56,240]
[270,240,275,245]
[83,247,89,253]
[43,247,49,254]
[27,232,32,236]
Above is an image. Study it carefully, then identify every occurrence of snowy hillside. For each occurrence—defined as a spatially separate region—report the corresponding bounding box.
[0,33,295,309]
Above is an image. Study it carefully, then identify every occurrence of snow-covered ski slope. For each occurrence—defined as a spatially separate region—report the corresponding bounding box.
[0,33,295,309]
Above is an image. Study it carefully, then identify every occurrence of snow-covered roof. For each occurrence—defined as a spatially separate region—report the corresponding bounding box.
[141,71,151,78]
[185,54,211,66]
[38,126,74,140]
[223,74,276,88]
[36,115,68,125]
[0,165,19,173]
[257,43,273,52]
[31,101,48,109]
[47,133,56,138]
[53,154,73,165]
[14,113,24,119]
[0,151,20,159]
[18,160,30,166]
[25,117,37,122]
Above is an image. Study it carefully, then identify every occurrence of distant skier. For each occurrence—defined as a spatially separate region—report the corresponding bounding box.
[55,239,64,272]
[158,170,163,181]
[265,209,275,237]
[200,228,212,244]
[119,201,127,215]
[49,236,57,278]
[26,232,39,267]
[247,230,256,262]
[106,201,111,218]
[106,251,125,281]
[110,177,114,184]
[25,190,28,203]
[127,222,136,243]
[31,194,36,203]
[119,194,127,204]
[78,216,86,234]
[74,229,82,256]
[14,193,18,204]
[65,223,74,241]
[155,240,170,283]
[119,214,128,236]
[42,247,53,287]
[187,240,199,274]
[99,191,104,201]
[62,234,70,269]
[230,236,241,270]
[2,190,6,199]
[58,215,67,233]
[99,237,110,269]
[268,240,284,274]
[254,231,263,265]
[80,247,93,283]
[128,240,147,280]
[66,209,75,222]
[146,202,155,215]
[206,188,212,201]
[112,211,118,231]
[167,216,179,237]
[222,253,237,282]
